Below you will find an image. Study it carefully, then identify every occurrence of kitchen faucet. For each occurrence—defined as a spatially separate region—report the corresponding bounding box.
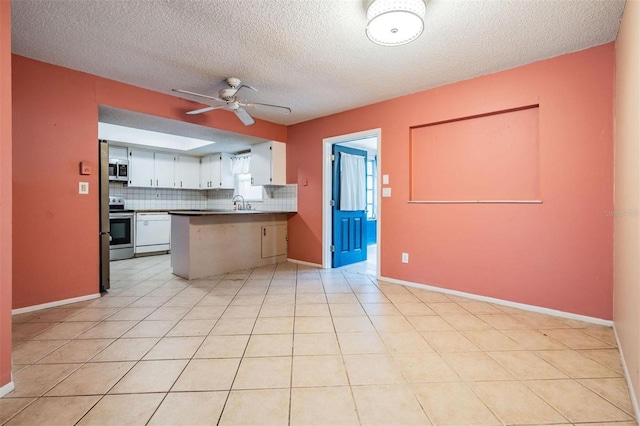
[232,195,245,210]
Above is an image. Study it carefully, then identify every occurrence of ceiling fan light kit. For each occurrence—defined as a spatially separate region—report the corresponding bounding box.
[172,77,291,126]
[366,0,426,46]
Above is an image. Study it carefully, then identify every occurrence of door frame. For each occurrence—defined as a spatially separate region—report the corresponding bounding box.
[322,128,381,274]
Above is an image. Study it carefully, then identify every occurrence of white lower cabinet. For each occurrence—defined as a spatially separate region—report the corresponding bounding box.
[261,224,287,258]
[135,212,171,254]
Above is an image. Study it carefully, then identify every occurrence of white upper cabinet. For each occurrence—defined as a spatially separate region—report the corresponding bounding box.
[154,152,176,188]
[108,145,128,161]
[175,155,200,189]
[250,141,286,186]
[128,149,155,187]
[200,155,212,189]
[219,153,234,189]
[129,149,175,188]
[128,148,237,190]
[201,153,234,189]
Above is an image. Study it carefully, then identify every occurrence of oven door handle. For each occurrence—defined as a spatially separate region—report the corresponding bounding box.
[100,231,112,242]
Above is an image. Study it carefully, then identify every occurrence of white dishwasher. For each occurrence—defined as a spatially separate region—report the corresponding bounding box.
[135,212,171,254]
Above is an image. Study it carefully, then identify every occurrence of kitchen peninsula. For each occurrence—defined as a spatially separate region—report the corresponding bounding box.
[169,210,291,279]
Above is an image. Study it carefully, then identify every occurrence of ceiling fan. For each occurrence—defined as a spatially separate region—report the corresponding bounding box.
[172,77,292,126]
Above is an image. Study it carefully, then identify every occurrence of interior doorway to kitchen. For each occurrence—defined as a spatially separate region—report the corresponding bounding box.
[322,129,381,276]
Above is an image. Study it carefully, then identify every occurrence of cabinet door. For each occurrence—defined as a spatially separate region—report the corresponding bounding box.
[128,149,155,187]
[108,145,128,161]
[270,142,287,185]
[200,155,212,189]
[176,155,200,189]
[261,224,287,258]
[250,142,272,186]
[210,154,222,188]
[154,152,176,188]
[219,153,234,189]
[209,154,235,189]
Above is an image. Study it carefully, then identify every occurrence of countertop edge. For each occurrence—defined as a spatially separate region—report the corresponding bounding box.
[168,210,297,216]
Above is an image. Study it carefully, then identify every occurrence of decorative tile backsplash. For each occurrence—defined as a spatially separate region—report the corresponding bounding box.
[109,183,297,212]
[207,184,298,212]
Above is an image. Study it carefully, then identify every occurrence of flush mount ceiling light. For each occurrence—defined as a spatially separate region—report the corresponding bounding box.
[366,0,426,46]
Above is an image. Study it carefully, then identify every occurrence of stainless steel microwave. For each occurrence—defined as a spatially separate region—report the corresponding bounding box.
[108,159,129,182]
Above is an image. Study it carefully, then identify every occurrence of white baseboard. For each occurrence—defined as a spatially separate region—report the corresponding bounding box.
[378,276,613,327]
[613,325,640,421]
[12,293,101,315]
[0,380,14,398]
[287,258,324,269]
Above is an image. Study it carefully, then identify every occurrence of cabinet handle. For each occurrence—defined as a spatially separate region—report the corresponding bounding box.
[251,177,254,185]
[180,181,183,188]
[263,228,266,236]
[150,179,153,186]
[156,179,159,186]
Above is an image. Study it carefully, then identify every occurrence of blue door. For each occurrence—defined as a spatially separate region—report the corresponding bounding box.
[332,145,367,267]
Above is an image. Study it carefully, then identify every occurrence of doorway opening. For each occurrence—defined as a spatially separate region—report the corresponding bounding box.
[322,129,381,276]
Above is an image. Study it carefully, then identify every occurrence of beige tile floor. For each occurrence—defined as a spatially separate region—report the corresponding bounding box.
[1,252,637,425]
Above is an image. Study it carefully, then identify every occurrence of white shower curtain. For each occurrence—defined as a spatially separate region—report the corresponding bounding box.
[340,152,366,211]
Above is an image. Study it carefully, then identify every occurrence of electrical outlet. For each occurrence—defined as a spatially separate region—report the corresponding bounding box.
[401,253,409,263]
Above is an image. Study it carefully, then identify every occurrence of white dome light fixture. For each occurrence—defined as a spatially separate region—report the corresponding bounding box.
[366,0,426,47]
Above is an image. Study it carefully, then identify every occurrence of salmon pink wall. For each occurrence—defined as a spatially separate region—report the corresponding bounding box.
[287,44,615,320]
[1,0,13,391]
[13,57,100,309]
[12,55,286,309]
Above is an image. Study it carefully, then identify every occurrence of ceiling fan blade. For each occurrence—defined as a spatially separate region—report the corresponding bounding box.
[223,84,257,99]
[234,107,255,126]
[237,84,258,93]
[186,105,226,115]
[247,101,292,114]
[171,88,225,103]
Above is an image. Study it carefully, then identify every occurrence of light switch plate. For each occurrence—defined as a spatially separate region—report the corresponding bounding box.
[79,182,89,194]
[382,187,391,197]
[383,174,389,185]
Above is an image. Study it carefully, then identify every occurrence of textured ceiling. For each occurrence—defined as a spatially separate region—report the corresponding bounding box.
[12,0,625,128]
